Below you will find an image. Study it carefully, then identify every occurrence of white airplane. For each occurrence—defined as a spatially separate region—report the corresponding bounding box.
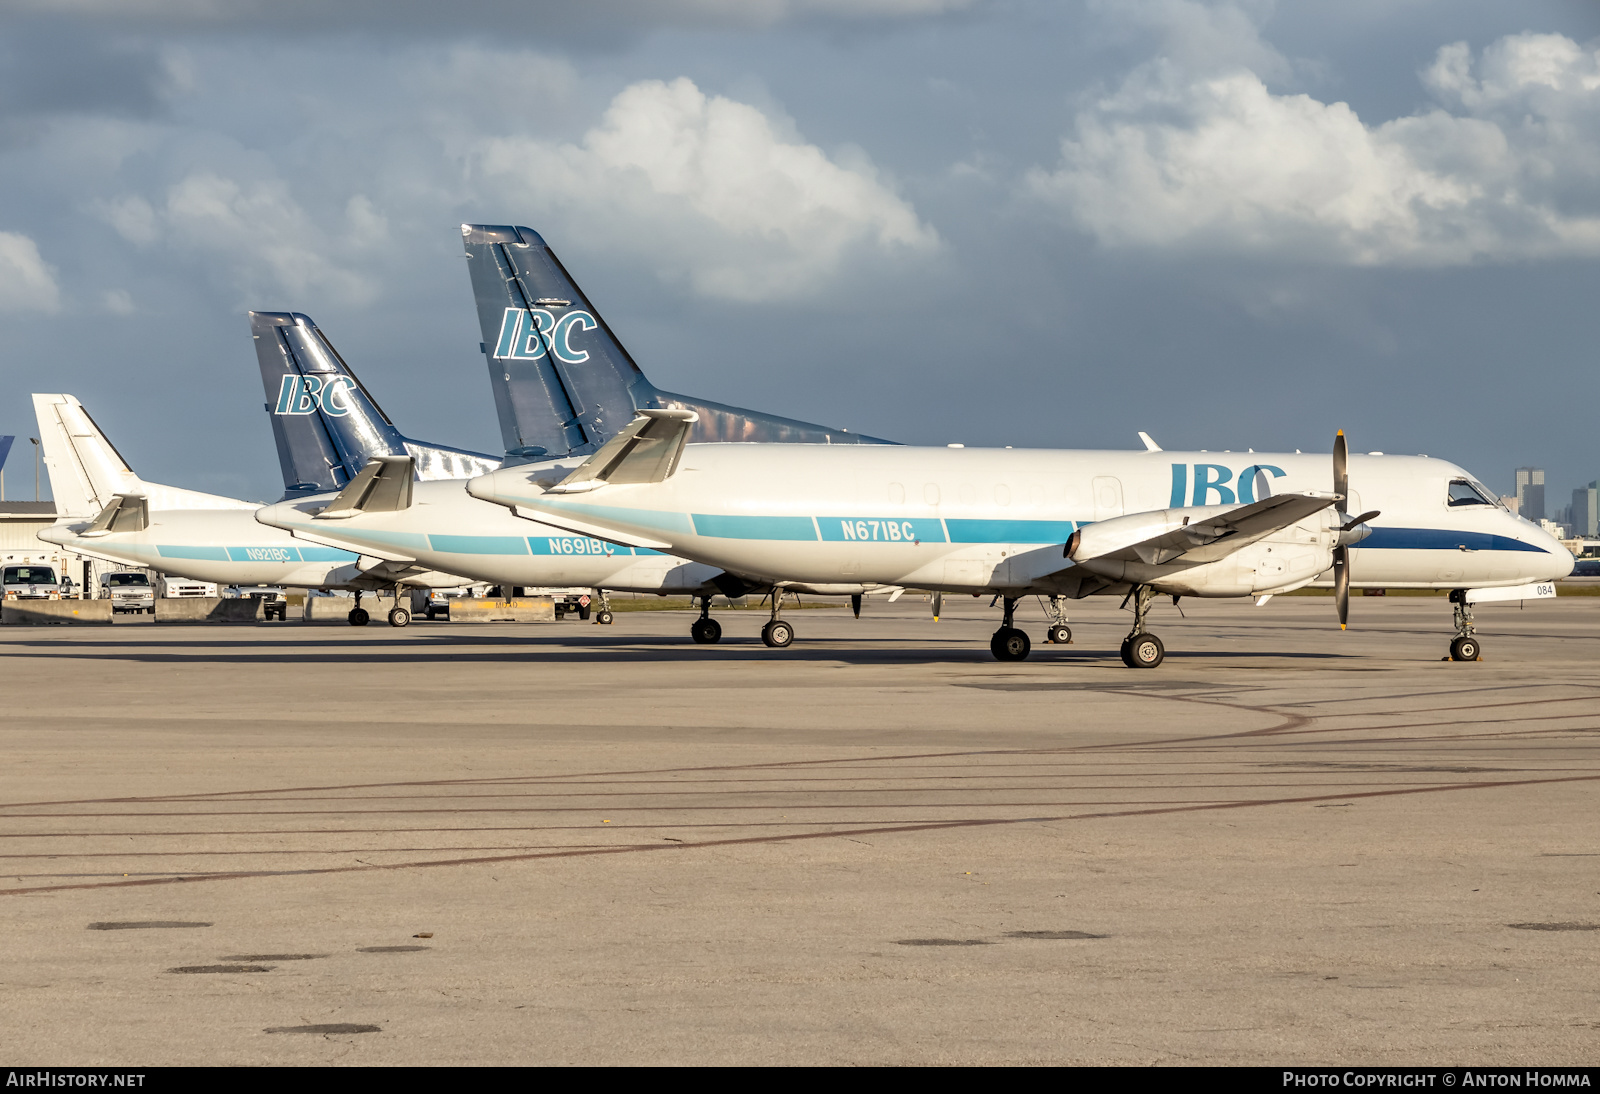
[33,392,483,622]
[253,223,902,638]
[462,412,1575,666]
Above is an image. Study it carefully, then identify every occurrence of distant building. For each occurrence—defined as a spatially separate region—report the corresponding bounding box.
[1573,483,1599,538]
[1499,494,1520,515]
[1515,467,1546,522]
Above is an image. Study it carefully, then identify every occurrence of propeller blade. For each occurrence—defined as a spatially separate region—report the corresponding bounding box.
[1333,429,1348,504]
[1334,544,1349,629]
[1340,509,1381,533]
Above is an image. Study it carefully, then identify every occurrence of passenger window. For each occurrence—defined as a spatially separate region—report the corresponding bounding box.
[888,482,905,505]
[924,483,940,505]
[1447,479,1495,507]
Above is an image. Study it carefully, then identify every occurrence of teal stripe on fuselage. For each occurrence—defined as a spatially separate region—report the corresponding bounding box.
[944,519,1076,544]
[430,534,529,555]
[298,546,359,563]
[157,545,229,561]
[691,514,818,540]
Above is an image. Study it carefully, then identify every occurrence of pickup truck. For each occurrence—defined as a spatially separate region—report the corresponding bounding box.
[99,571,155,614]
[225,585,289,621]
[2,564,61,601]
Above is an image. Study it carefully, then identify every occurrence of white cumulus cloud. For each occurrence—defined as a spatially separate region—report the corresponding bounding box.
[0,231,61,312]
[99,174,386,305]
[1027,30,1600,265]
[474,77,938,300]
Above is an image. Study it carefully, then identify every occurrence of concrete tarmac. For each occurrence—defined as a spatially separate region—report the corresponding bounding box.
[2,593,1598,1065]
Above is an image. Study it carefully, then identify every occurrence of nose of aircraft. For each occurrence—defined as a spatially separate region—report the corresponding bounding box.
[254,501,293,529]
[465,471,496,502]
[1523,516,1576,580]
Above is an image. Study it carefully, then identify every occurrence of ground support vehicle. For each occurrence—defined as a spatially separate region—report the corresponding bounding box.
[99,571,155,614]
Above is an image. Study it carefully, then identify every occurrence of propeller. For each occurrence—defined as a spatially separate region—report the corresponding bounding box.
[1331,430,1380,630]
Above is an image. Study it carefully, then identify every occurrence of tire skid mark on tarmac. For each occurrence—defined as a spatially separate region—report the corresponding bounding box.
[3,772,1597,898]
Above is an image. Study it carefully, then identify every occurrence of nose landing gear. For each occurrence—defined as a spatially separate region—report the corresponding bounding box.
[594,589,614,626]
[989,596,1031,661]
[1045,595,1072,645]
[1447,590,1482,662]
[1119,585,1164,668]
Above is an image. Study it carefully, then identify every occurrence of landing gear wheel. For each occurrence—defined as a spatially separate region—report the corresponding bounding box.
[596,610,614,625]
[690,617,722,644]
[989,627,1031,661]
[1047,624,1072,645]
[348,608,369,626]
[761,619,795,648]
[1123,633,1164,669]
[387,606,410,628]
[1449,634,1481,662]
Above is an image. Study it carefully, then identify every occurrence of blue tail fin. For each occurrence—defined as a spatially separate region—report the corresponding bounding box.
[461,224,894,457]
[251,311,501,500]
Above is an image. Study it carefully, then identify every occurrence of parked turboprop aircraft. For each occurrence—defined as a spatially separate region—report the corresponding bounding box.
[31,312,502,624]
[464,414,1574,666]
[34,391,481,622]
[254,225,903,638]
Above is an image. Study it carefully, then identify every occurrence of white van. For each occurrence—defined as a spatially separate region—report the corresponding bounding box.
[2,564,61,601]
[100,571,155,614]
[159,577,218,598]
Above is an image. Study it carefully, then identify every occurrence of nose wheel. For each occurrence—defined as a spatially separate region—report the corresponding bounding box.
[1447,590,1482,662]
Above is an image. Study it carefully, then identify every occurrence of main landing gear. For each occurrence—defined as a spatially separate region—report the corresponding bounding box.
[348,590,369,627]
[1119,585,1164,669]
[990,596,1031,661]
[1448,590,1482,662]
[689,596,722,644]
[761,591,794,648]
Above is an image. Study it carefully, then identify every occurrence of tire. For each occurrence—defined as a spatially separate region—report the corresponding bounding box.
[1450,635,1481,662]
[597,610,614,625]
[761,619,794,648]
[577,605,591,621]
[690,617,722,644]
[989,627,1031,661]
[387,607,410,628]
[1126,633,1164,669]
[348,608,369,626]
[1047,625,1072,645]
[425,607,436,621]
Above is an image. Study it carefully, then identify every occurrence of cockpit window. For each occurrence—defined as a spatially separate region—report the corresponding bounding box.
[1447,479,1497,507]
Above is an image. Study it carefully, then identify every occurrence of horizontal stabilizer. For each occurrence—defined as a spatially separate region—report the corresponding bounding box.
[79,494,149,538]
[315,456,414,519]
[549,410,696,494]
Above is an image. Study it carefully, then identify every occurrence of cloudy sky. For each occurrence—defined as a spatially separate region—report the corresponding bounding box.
[1,0,1598,512]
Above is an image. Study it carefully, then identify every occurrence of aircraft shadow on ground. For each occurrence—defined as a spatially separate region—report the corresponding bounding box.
[0,632,1347,667]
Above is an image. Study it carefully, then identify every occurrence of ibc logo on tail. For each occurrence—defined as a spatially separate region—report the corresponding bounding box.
[275,375,354,417]
[494,308,597,365]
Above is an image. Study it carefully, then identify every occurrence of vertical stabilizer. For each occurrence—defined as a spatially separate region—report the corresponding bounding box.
[32,394,255,515]
[251,311,501,499]
[461,224,893,455]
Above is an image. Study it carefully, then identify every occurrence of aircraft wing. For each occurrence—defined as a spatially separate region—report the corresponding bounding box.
[1077,493,1336,568]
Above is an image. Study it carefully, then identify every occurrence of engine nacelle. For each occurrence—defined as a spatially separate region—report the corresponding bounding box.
[1068,506,1337,596]
[1066,506,1238,564]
